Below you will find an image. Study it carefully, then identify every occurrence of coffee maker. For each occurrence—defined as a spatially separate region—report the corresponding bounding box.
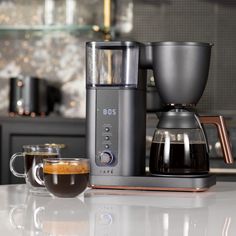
[86,41,233,191]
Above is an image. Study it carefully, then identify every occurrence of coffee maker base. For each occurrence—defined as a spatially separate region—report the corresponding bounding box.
[90,174,216,192]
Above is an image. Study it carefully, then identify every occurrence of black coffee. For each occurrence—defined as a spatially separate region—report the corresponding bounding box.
[25,153,59,187]
[44,164,89,198]
[149,142,209,175]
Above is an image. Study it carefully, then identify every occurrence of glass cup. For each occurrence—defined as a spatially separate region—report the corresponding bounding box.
[9,193,89,235]
[9,194,47,233]
[10,145,60,194]
[33,158,90,198]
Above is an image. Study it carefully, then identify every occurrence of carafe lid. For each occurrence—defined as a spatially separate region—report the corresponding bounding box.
[157,110,200,129]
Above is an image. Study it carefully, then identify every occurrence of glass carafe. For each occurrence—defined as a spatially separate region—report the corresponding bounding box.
[149,128,209,175]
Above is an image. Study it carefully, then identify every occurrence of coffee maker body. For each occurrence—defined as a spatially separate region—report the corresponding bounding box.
[86,41,146,178]
[86,41,233,191]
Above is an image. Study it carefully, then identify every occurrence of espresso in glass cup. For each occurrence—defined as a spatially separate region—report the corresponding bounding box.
[10,145,60,193]
[33,158,90,198]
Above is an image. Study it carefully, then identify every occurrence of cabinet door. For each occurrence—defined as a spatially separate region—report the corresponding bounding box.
[0,119,86,184]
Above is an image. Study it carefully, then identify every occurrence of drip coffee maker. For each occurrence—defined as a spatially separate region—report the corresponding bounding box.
[86,41,233,191]
[148,42,233,176]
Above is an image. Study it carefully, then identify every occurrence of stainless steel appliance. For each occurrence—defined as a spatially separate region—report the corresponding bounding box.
[9,76,48,116]
[9,76,60,116]
[86,41,234,191]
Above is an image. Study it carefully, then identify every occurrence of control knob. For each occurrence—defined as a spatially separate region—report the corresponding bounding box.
[98,151,114,165]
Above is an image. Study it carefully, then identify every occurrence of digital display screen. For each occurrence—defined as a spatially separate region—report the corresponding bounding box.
[103,108,117,116]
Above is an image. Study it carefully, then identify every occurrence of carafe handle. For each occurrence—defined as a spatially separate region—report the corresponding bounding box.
[199,116,234,164]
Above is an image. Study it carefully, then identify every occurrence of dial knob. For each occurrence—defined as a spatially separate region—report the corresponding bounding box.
[99,151,114,165]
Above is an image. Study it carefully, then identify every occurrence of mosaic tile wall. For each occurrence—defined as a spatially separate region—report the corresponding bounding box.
[0,0,104,118]
[0,34,100,118]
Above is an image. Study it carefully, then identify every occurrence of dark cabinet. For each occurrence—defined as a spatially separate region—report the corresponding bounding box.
[0,116,86,185]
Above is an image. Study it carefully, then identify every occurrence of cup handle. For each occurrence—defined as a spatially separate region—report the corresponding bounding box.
[199,115,234,164]
[34,206,45,230]
[33,163,45,186]
[9,205,26,230]
[9,153,26,178]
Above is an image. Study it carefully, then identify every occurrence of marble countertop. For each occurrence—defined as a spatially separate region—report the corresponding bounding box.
[1,182,236,236]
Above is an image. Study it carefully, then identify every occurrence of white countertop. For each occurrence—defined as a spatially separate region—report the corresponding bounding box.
[1,182,236,236]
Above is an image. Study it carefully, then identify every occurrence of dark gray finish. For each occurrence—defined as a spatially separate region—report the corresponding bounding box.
[140,42,153,69]
[86,41,147,177]
[9,77,48,115]
[123,0,236,113]
[157,110,200,129]
[156,110,209,152]
[146,85,163,112]
[90,174,216,190]
[151,42,212,105]
[95,89,119,168]
[86,41,218,188]
[0,116,86,184]
[86,87,146,176]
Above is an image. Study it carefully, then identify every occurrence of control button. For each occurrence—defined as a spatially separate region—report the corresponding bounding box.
[105,127,110,132]
[99,151,114,165]
[105,136,110,141]
[105,144,109,149]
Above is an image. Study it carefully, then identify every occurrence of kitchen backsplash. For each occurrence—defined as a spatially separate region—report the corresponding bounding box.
[0,34,91,118]
[0,0,104,118]
[4,0,235,118]
[0,0,103,26]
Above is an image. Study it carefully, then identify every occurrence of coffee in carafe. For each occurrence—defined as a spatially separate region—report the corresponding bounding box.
[149,130,209,175]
